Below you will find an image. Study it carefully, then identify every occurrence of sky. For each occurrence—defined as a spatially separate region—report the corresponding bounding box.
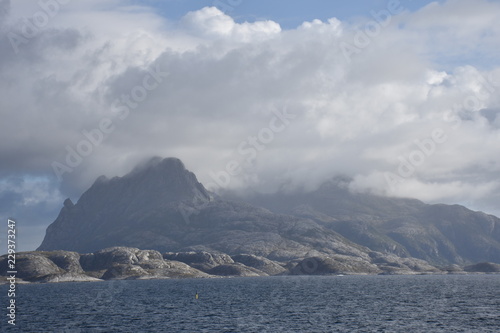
[1,0,500,251]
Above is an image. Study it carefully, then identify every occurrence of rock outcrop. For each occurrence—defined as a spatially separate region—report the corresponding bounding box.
[463,262,500,273]
[290,255,381,275]
[0,251,100,283]
[4,247,500,284]
[207,264,265,277]
[163,251,234,272]
[0,247,212,282]
[0,248,283,283]
[79,247,210,280]
[231,254,287,275]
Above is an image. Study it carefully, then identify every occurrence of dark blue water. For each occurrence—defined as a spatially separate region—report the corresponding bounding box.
[1,274,499,332]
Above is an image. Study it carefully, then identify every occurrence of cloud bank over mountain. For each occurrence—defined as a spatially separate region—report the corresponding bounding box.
[1,0,500,250]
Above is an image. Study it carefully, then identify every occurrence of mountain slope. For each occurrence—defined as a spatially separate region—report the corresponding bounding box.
[38,158,371,263]
[38,157,211,252]
[233,180,500,265]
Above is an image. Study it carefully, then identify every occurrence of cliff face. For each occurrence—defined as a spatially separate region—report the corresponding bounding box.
[38,157,500,267]
[38,157,211,253]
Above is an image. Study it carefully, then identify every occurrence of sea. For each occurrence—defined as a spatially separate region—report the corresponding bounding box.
[1,274,499,332]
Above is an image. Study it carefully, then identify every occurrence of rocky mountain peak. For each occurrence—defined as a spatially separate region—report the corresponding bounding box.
[37,157,211,252]
[63,198,74,209]
[81,156,210,206]
[128,156,186,176]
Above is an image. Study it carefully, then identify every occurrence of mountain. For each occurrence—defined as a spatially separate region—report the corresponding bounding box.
[38,158,371,263]
[230,179,500,265]
[39,157,211,253]
[38,157,500,270]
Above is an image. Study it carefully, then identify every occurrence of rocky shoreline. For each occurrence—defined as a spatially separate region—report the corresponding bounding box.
[2,247,499,284]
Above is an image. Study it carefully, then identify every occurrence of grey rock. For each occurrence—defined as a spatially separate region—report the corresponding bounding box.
[101,264,150,280]
[231,254,287,275]
[0,252,98,283]
[368,252,441,274]
[63,198,74,209]
[207,263,264,277]
[143,260,210,279]
[443,264,465,273]
[78,247,209,279]
[11,254,63,281]
[45,251,83,273]
[291,255,381,275]
[80,247,163,271]
[36,272,101,283]
[0,247,210,283]
[464,262,500,273]
[163,251,234,272]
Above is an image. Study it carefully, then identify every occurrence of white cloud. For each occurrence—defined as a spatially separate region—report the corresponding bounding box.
[1,0,500,249]
[400,0,500,67]
[182,6,281,40]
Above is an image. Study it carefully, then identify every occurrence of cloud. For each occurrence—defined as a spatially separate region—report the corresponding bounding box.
[400,0,500,68]
[181,6,281,41]
[1,0,500,249]
[0,176,64,251]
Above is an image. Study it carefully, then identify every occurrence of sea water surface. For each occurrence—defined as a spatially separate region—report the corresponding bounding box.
[2,274,500,332]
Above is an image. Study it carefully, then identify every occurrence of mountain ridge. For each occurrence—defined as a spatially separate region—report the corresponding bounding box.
[228,180,500,265]
[38,157,500,268]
